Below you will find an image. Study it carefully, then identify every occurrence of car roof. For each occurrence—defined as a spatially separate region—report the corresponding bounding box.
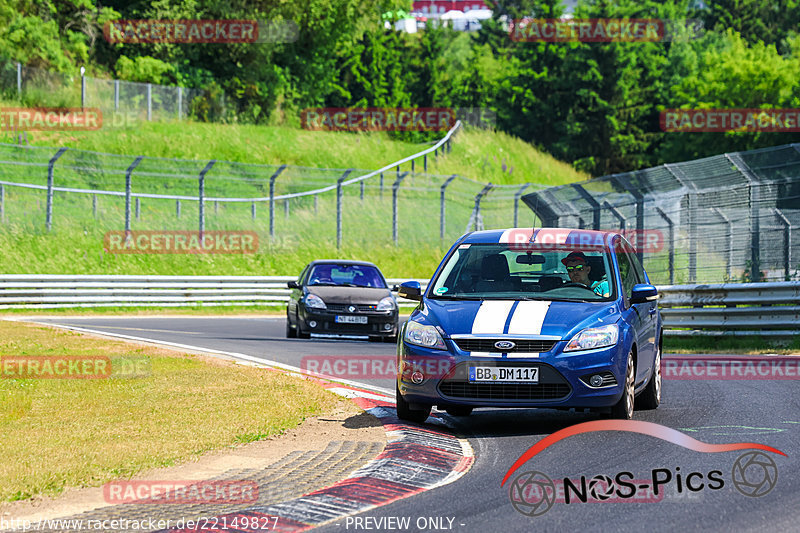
[460,227,618,246]
[307,259,380,268]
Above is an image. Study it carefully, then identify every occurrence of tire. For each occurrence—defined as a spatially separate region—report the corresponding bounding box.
[445,406,473,417]
[285,313,297,338]
[396,386,431,424]
[296,318,310,339]
[637,341,661,410]
[610,349,635,419]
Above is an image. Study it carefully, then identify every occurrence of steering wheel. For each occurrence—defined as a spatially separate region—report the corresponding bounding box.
[559,282,598,293]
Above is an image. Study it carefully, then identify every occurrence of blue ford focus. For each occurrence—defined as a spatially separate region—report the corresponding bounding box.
[395,228,662,423]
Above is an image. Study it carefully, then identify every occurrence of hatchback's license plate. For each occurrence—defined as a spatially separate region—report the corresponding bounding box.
[469,366,539,383]
[335,315,367,324]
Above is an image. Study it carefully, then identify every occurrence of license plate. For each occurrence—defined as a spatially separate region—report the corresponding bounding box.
[335,315,367,324]
[469,366,539,383]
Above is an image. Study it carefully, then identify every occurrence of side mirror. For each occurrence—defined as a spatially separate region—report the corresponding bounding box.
[287,281,300,289]
[630,284,658,304]
[397,281,422,301]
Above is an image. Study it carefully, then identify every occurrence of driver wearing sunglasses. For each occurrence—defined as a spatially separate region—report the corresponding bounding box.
[561,251,610,297]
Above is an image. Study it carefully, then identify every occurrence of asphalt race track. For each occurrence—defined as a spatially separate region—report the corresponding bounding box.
[33,316,800,533]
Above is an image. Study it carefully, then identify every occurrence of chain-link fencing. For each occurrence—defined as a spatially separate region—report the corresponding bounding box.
[522,144,800,284]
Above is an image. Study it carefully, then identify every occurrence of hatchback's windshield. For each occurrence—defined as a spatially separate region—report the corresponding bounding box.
[307,264,386,288]
[430,243,615,301]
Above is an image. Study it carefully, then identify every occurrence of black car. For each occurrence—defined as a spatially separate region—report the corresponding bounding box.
[286,260,399,341]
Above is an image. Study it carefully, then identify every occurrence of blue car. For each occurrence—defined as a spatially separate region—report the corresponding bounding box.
[396,228,662,423]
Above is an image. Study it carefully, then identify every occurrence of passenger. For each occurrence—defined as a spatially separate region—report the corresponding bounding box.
[561,251,610,297]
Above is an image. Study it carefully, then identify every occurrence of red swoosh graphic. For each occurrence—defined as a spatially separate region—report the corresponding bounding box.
[501,420,786,487]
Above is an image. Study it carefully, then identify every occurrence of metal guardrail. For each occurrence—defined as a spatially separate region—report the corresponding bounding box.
[658,281,800,336]
[1,276,796,337]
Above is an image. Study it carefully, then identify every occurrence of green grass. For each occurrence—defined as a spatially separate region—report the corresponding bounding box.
[665,335,800,354]
[0,320,346,501]
[0,111,587,278]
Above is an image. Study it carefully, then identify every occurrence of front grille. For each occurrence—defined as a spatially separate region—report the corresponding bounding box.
[439,382,571,400]
[437,362,571,401]
[326,303,379,313]
[453,338,557,353]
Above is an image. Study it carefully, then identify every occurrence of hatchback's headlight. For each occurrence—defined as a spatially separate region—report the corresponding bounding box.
[404,321,447,350]
[377,296,396,311]
[564,324,619,352]
[304,294,326,309]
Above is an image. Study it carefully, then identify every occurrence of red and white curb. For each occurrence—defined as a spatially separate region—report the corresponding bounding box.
[158,379,474,533]
[14,320,475,532]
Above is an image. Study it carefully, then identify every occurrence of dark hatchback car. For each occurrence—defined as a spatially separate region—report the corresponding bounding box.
[286,260,399,341]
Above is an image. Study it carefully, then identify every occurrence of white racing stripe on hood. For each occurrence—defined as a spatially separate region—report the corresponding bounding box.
[471,300,515,334]
[507,300,551,335]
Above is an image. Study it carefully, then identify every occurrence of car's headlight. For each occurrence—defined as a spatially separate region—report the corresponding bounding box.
[564,324,619,352]
[404,320,447,350]
[304,294,326,309]
[376,296,396,311]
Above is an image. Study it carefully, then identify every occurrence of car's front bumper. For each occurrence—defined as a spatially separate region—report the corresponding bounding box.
[299,307,398,337]
[397,338,628,409]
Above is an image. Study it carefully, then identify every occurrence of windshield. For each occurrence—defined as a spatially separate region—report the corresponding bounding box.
[307,264,387,288]
[429,243,615,301]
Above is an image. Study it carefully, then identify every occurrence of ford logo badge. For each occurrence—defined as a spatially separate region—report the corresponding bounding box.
[494,341,516,351]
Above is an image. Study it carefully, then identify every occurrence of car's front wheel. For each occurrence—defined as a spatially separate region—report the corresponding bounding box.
[637,342,661,410]
[396,386,431,424]
[285,314,296,338]
[610,349,635,419]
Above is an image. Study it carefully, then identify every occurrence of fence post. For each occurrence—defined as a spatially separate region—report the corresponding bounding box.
[655,207,675,285]
[146,83,152,121]
[411,159,415,174]
[135,197,140,220]
[393,172,409,245]
[0,184,4,222]
[176,200,181,218]
[124,156,144,232]
[214,200,218,215]
[423,154,427,173]
[45,147,68,232]
[114,80,119,110]
[513,183,531,227]
[92,194,97,219]
[177,87,183,119]
[268,164,287,239]
[16,62,21,97]
[613,173,646,265]
[337,169,354,249]
[313,194,317,214]
[774,208,792,280]
[379,172,384,197]
[284,199,289,219]
[80,68,86,109]
[472,183,494,231]
[571,184,601,230]
[726,154,761,282]
[440,174,457,240]
[198,160,216,234]
[603,201,626,230]
[360,180,364,200]
[251,202,256,220]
